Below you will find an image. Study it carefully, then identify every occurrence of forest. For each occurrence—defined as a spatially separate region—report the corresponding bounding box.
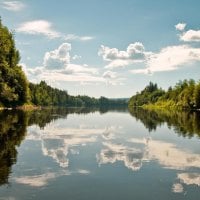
[0,19,127,108]
[128,80,200,110]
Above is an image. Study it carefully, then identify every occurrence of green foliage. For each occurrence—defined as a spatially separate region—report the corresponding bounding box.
[128,82,165,107]
[0,19,30,107]
[29,81,128,107]
[129,80,200,110]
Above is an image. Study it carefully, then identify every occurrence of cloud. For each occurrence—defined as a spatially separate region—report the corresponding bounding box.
[62,64,98,74]
[98,23,200,74]
[43,43,71,69]
[23,43,107,84]
[180,30,200,42]
[1,1,25,11]
[98,42,147,69]
[175,22,200,42]
[102,70,125,85]
[72,55,81,60]
[64,34,94,41]
[24,42,124,85]
[16,20,94,41]
[131,45,200,74]
[103,71,117,79]
[175,23,186,31]
[16,20,61,39]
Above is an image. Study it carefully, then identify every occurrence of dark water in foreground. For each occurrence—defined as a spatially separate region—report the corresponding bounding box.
[0,107,200,200]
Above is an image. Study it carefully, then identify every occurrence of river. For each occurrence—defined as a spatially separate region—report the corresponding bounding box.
[0,107,200,200]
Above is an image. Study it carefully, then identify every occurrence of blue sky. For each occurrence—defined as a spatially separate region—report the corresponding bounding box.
[0,0,200,97]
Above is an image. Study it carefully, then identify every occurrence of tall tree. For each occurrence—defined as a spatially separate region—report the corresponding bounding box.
[0,18,30,107]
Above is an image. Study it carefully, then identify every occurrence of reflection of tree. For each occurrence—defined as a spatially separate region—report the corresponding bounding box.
[27,107,69,129]
[28,106,128,128]
[129,107,164,132]
[0,110,28,186]
[129,107,200,137]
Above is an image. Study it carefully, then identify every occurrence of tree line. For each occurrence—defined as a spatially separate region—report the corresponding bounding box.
[29,81,127,107]
[128,80,200,110]
[0,19,127,108]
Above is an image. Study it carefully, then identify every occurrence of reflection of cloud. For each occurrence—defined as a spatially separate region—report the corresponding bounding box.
[172,183,184,193]
[77,169,90,175]
[14,173,57,187]
[14,169,89,188]
[98,137,200,173]
[102,126,119,140]
[42,139,69,168]
[97,142,145,171]
[131,138,200,170]
[27,124,121,168]
[40,129,98,168]
[0,197,16,200]
[178,173,200,186]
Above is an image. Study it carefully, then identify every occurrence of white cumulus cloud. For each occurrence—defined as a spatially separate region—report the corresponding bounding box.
[98,42,147,69]
[180,30,200,42]
[44,43,71,69]
[131,45,200,74]
[23,43,113,85]
[1,1,25,11]
[175,22,200,42]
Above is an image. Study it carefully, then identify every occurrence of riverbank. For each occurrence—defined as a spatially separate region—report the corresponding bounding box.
[140,99,200,111]
[0,104,41,111]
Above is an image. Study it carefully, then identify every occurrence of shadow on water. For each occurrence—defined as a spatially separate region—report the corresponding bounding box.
[129,107,200,138]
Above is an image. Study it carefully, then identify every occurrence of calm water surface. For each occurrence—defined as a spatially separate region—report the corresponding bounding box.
[0,107,200,200]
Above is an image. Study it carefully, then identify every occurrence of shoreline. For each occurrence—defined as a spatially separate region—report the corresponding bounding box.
[0,105,41,111]
[128,105,200,112]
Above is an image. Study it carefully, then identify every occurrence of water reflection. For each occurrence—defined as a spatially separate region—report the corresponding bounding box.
[0,107,125,186]
[28,122,119,168]
[0,110,27,186]
[97,137,200,171]
[97,142,145,171]
[177,173,200,186]
[129,107,200,137]
[0,107,200,199]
